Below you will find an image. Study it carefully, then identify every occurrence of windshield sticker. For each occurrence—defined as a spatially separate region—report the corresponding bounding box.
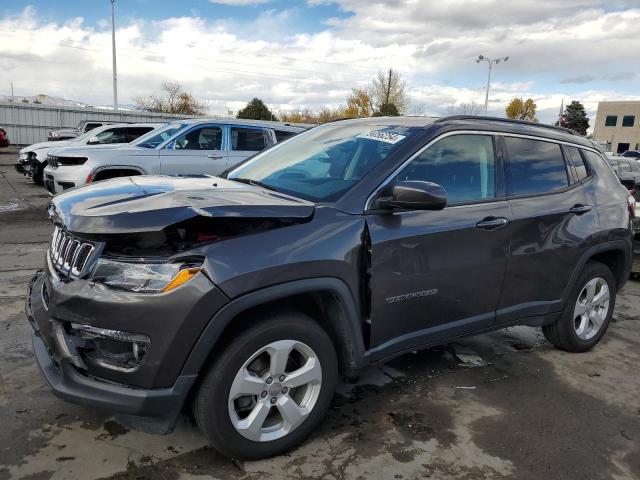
[357,130,406,144]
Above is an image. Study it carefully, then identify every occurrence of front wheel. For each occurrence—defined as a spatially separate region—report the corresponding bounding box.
[543,261,616,352]
[193,312,338,459]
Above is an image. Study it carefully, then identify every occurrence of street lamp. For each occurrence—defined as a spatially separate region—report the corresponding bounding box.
[111,0,118,111]
[476,55,509,114]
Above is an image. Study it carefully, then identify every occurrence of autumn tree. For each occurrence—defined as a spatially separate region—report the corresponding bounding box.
[505,97,537,122]
[237,98,278,121]
[371,68,408,115]
[134,81,206,115]
[344,88,373,118]
[558,100,589,135]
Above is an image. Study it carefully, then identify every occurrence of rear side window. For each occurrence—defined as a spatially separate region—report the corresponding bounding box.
[396,134,496,204]
[504,137,568,196]
[125,127,154,142]
[565,146,589,181]
[274,130,298,142]
[231,127,268,151]
[85,123,102,132]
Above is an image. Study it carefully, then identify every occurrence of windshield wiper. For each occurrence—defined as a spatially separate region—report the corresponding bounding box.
[230,177,278,192]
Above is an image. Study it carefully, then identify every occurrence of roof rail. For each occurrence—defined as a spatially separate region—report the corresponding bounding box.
[436,115,580,136]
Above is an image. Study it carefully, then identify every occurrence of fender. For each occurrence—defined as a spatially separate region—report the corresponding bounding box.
[180,277,369,377]
[561,239,632,304]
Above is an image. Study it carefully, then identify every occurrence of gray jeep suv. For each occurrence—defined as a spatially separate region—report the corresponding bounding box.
[26,116,634,459]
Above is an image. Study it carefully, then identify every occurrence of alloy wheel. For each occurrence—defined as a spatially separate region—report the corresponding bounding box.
[573,277,610,341]
[228,339,322,442]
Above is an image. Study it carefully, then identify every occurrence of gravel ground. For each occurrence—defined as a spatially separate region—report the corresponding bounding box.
[0,148,639,480]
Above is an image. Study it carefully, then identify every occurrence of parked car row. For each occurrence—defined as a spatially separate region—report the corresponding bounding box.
[14,119,307,193]
[48,120,128,141]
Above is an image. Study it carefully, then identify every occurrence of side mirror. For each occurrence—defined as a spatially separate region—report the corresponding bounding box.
[87,136,99,145]
[379,180,447,211]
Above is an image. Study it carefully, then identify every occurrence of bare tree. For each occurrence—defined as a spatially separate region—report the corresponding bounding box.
[370,69,408,114]
[134,81,206,115]
[444,102,484,116]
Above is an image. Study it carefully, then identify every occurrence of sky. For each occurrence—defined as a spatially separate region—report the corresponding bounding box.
[0,0,639,124]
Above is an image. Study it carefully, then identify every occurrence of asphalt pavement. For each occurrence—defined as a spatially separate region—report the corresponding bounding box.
[0,147,639,480]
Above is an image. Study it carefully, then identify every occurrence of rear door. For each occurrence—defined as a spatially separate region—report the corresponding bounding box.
[496,136,599,324]
[226,126,271,169]
[366,133,511,351]
[159,124,226,175]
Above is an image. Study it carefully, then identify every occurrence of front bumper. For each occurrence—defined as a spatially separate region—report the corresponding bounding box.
[26,252,228,430]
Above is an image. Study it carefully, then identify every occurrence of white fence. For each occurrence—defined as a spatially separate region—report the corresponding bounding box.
[0,102,198,146]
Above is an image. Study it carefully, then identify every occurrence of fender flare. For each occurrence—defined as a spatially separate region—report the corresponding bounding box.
[180,278,369,377]
[561,239,632,303]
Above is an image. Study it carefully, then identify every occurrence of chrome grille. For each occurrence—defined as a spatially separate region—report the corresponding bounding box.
[50,226,95,277]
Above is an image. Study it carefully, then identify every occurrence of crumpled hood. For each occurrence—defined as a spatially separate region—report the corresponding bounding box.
[50,175,316,234]
[21,140,71,154]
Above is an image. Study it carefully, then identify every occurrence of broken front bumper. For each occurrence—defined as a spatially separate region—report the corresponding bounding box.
[25,253,228,432]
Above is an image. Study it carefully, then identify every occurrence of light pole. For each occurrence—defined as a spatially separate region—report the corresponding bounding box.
[111,0,118,111]
[476,55,509,114]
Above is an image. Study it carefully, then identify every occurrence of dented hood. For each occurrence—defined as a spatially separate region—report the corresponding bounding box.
[50,176,315,234]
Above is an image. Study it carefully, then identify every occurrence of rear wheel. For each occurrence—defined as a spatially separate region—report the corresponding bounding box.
[543,261,615,352]
[193,312,338,459]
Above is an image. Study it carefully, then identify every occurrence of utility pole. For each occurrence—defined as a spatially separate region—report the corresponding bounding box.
[476,55,509,114]
[10,82,17,145]
[111,0,118,111]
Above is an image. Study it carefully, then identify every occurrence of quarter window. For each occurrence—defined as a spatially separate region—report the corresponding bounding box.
[566,146,589,181]
[605,115,617,127]
[622,115,635,127]
[396,134,496,204]
[173,126,222,150]
[505,137,569,196]
[125,127,154,143]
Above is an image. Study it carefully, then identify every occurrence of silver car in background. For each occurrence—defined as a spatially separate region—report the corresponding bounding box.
[17,123,163,184]
[42,119,306,194]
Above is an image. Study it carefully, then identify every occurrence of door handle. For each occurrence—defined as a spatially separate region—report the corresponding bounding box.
[476,217,509,230]
[207,154,223,160]
[569,204,592,215]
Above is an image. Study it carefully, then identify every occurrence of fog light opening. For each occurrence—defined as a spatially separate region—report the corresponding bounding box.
[69,323,150,372]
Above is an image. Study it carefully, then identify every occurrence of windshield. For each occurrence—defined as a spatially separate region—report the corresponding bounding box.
[227,123,421,202]
[132,123,189,149]
[75,120,85,129]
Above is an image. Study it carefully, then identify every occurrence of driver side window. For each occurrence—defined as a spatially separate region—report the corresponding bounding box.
[173,126,223,150]
[396,134,496,204]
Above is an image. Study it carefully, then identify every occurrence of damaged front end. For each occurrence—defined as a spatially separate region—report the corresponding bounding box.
[16,151,40,177]
[27,175,316,431]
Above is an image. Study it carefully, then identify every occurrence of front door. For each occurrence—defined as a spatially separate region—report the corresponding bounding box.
[366,133,511,353]
[160,124,226,176]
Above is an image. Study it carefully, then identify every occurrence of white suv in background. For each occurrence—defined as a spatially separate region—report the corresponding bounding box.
[42,119,306,194]
[17,123,163,184]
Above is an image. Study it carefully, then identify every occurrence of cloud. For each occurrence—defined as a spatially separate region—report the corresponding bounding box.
[208,0,271,5]
[0,2,638,125]
[560,75,596,84]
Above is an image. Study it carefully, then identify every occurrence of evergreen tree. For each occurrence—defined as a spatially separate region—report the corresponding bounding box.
[237,98,278,121]
[373,103,400,116]
[558,100,589,135]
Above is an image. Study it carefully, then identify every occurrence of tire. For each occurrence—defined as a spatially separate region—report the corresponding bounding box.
[33,162,46,186]
[542,261,616,352]
[193,311,338,460]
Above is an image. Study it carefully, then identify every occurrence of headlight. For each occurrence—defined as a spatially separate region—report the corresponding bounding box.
[92,258,202,293]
